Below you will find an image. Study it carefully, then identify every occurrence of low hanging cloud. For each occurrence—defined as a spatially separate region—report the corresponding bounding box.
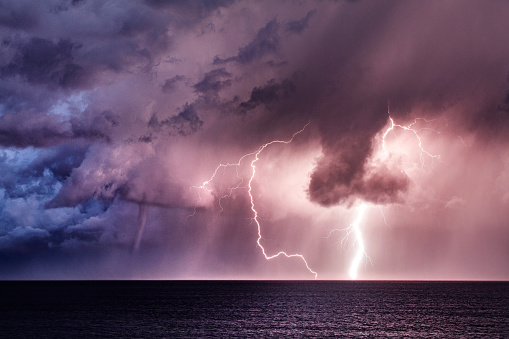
[309,151,410,207]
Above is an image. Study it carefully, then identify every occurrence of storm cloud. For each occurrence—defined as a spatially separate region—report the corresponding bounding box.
[1,0,509,280]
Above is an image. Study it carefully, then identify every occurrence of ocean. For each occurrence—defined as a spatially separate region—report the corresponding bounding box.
[1,281,508,337]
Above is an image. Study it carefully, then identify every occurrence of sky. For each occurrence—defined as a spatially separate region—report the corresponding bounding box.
[1,0,509,280]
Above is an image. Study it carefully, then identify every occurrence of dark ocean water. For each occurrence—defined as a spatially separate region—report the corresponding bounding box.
[1,281,508,338]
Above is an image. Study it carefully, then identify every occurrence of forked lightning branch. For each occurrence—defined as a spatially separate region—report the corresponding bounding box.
[191,113,440,280]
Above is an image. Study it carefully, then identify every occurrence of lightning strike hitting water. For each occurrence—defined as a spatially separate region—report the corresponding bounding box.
[191,113,440,279]
[335,114,442,280]
[327,203,372,280]
[194,122,318,279]
[348,203,367,280]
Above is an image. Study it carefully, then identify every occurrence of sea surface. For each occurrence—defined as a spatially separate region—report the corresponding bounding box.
[1,281,508,337]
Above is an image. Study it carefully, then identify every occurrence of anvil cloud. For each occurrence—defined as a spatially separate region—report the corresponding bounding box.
[1,0,509,280]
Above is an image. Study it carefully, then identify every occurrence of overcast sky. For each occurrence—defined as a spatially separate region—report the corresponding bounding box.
[1,0,509,280]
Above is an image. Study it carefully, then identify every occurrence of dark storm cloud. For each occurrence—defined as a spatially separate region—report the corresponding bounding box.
[499,92,509,113]
[1,37,86,88]
[286,10,315,34]
[0,198,111,256]
[0,227,50,256]
[0,111,71,148]
[2,0,509,280]
[308,149,410,207]
[137,134,153,143]
[0,150,60,199]
[257,0,509,208]
[169,103,204,136]
[239,78,296,112]
[305,104,410,207]
[214,19,279,64]
[0,108,116,148]
[0,1,39,29]
[71,0,86,7]
[493,73,509,124]
[144,0,234,15]
[161,75,185,93]
[46,180,122,209]
[0,146,84,201]
[0,0,238,265]
[148,103,203,136]
[361,165,409,204]
[23,144,88,181]
[0,0,180,91]
[0,145,112,256]
[51,0,87,13]
[70,109,119,141]
[143,0,235,30]
[193,68,231,95]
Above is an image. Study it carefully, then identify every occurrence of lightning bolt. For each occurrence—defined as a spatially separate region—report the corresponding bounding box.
[333,112,441,280]
[378,206,391,228]
[348,203,367,280]
[382,116,441,167]
[327,203,372,280]
[192,111,439,280]
[193,122,318,279]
